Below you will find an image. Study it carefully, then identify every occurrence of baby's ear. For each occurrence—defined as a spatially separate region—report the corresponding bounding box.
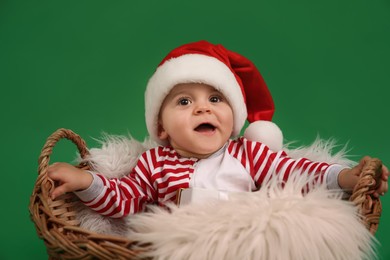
[157,123,169,140]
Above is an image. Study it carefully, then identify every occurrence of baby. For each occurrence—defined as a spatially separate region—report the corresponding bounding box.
[48,40,388,217]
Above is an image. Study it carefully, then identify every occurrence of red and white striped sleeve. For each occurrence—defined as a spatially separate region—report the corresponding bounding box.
[75,150,158,218]
[231,138,346,190]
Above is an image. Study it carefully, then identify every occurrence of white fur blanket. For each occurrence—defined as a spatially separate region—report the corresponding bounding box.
[74,136,376,260]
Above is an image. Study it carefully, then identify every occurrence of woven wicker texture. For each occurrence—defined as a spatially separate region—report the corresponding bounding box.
[29,128,382,259]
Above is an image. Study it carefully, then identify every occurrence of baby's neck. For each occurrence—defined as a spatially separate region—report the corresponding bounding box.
[173,143,228,159]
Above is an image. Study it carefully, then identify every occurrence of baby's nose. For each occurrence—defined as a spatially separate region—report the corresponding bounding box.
[194,104,211,114]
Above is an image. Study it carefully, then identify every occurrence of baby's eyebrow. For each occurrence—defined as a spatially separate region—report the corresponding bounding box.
[171,92,190,99]
[210,91,226,98]
[169,89,190,96]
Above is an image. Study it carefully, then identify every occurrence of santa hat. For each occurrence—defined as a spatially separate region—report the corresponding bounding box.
[145,40,283,151]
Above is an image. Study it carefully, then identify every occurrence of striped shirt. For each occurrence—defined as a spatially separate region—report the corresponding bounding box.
[76,137,343,218]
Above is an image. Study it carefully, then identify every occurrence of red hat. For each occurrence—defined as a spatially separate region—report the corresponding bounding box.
[145,40,283,151]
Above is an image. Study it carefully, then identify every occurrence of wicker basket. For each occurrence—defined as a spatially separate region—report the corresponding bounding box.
[29,128,383,259]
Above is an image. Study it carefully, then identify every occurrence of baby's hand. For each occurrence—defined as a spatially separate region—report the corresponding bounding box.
[338,156,389,197]
[48,162,93,200]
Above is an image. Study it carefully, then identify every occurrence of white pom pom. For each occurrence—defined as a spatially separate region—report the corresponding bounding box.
[244,121,283,151]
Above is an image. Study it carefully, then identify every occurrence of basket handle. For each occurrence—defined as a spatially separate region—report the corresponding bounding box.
[34,128,90,194]
[349,158,382,234]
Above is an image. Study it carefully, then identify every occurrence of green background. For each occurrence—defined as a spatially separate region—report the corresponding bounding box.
[1,0,389,259]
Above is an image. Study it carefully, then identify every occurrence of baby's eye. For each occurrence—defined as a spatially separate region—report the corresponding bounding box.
[178,97,191,106]
[209,96,222,103]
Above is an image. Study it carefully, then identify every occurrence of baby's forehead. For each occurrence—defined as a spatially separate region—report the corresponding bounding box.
[169,83,223,95]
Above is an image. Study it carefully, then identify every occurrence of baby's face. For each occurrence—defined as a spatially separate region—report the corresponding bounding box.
[158,83,234,158]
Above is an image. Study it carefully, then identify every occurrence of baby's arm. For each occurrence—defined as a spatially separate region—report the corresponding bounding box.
[48,162,93,200]
[248,141,388,196]
[338,156,389,197]
[48,159,156,217]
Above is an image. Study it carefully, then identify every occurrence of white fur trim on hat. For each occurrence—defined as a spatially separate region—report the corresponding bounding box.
[145,54,247,144]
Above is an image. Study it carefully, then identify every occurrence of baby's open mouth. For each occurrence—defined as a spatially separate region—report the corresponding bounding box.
[194,123,216,133]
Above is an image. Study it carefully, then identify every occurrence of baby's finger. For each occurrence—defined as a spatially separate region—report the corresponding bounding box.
[48,162,61,171]
[383,181,388,194]
[48,168,61,181]
[48,163,60,175]
[376,181,388,196]
[382,165,389,181]
[51,184,69,200]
